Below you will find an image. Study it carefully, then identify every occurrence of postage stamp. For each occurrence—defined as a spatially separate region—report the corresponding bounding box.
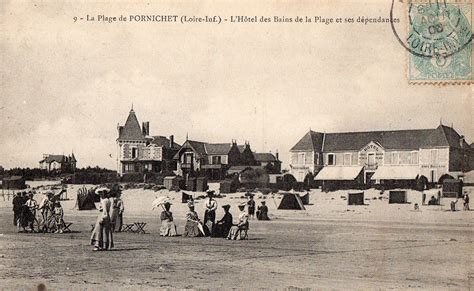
[406,0,472,84]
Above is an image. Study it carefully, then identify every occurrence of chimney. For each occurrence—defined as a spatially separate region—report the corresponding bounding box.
[142,122,150,136]
[460,135,465,148]
[117,125,123,137]
[169,135,174,148]
[276,150,279,161]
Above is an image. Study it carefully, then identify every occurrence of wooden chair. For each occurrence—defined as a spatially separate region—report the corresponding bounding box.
[239,224,249,240]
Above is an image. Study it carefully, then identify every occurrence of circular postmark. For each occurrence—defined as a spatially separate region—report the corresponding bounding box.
[390,0,473,59]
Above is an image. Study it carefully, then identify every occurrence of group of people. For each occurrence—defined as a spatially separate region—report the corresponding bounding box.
[158,190,270,240]
[12,191,65,233]
[90,187,124,251]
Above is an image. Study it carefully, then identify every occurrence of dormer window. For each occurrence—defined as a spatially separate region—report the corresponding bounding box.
[327,154,335,165]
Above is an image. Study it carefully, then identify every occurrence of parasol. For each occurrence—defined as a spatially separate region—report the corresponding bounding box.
[95,187,110,195]
[152,196,172,210]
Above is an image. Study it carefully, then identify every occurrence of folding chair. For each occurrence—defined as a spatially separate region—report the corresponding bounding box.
[239,225,249,240]
[122,223,135,232]
[63,222,73,233]
[134,222,147,234]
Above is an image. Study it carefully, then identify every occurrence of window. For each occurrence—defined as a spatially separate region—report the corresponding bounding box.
[184,153,193,164]
[212,156,222,165]
[367,153,376,166]
[410,151,418,164]
[327,154,335,165]
[298,153,305,164]
[391,152,399,165]
[430,149,438,164]
[131,147,138,159]
[315,153,319,165]
[343,153,352,165]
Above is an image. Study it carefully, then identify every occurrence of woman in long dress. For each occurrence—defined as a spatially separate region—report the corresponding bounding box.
[90,189,114,251]
[160,202,177,236]
[212,204,233,238]
[227,203,249,240]
[183,202,203,237]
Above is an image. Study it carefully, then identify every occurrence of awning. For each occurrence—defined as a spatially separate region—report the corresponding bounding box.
[371,166,419,180]
[314,166,363,181]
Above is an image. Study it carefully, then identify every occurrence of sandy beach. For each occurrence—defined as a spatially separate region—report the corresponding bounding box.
[0,181,472,290]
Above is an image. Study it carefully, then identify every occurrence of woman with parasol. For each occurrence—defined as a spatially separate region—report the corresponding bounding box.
[90,187,114,251]
[152,196,177,236]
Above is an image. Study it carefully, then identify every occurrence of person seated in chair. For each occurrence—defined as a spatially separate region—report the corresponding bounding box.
[160,202,177,237]
[227,203,249,240]
[212,204,233,238]
[428,195,438,205]
[183,201,204,237]
[257,201,270,220]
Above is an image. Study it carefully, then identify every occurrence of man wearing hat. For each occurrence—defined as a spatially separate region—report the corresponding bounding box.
[203,190,218,236]
[25,192,38,232]
[212,204,233,238]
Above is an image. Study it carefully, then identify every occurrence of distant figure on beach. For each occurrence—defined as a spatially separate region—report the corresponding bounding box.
[91,188,114,251]
[12,192,22,226]
[464,194,470,211]
[115,193,124,232]
[160,202,177,237]
[183,201,203,237]
[227,203,249,240]
[257,201,270,220]
[450,199,458,211]
[38,192,54,232]
[203,190,217,236]
[437,191,441,205]
[212,204,233,238]
[422,193,426,205]
[25,192,38,232]
[414,203,419,211]
[247,195,256,219]
[53,201,64,233]
[428,195,438,206]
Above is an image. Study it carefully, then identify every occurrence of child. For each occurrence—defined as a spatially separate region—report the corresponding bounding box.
[53,201,64,233]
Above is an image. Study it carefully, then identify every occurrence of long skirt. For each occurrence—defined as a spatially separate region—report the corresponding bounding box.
[160,220,177,237]
[183,221,202,237]
[114,213,123,232]
[212,223,231,238]
[227,225,247,240]
[90,216,113,249]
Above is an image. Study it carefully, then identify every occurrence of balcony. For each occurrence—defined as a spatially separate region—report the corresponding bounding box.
[181,163,192,169]
[365,163,378,170]
[201,164,223,169]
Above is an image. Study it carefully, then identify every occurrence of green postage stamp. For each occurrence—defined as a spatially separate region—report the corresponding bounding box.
[407,0,472,84]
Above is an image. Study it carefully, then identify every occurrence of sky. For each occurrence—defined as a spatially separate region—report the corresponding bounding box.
[1,0,472,170]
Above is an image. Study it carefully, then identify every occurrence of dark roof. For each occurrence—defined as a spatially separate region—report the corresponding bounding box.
[151,136,181,150]
[439,125,470,149]
[254,153,279,162]
[205,143,233,155]
[40,155,65,164]
[291,125,468,152]
[290,131,324,151]
[118,109,145,141]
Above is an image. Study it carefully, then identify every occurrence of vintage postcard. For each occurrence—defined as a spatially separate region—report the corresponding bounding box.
[0,0,472,290]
